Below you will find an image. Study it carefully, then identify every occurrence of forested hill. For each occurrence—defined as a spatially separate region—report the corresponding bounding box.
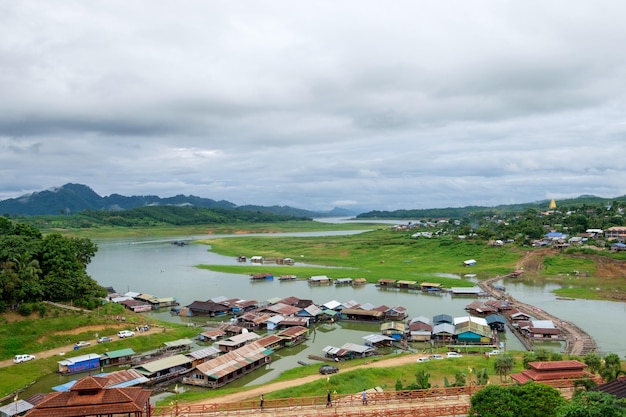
[0,183,354,218]
[357,195,626,219]
[19,205,313,229]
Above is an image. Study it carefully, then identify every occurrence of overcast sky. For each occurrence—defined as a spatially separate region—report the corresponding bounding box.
[2,1,626,212]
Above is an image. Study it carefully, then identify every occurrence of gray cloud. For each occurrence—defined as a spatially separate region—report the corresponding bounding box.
[1,1,626,211]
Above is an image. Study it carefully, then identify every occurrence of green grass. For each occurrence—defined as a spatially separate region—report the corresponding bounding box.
[542,255,596,276]
[40,220,384,239]
[197,231,522,285]
[0,305,202,397]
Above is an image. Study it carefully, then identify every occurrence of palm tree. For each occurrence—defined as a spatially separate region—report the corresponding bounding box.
[494,354,515,383]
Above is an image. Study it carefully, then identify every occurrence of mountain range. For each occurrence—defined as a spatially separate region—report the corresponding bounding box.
[0,183,356,217]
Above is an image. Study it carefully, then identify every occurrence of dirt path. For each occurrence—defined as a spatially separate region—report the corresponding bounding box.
[188,352,427,406]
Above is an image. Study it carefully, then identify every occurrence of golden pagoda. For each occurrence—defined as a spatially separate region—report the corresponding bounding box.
[549,199,556,209]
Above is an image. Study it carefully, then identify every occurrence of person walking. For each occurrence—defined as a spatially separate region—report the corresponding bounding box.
[362,389,368,405]
[326,389,332,407]
[259,393,264,411]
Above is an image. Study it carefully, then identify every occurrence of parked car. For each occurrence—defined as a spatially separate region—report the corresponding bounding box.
[319,365,339,375]
[117,330,135,338]
[13,354,35,364]
[74,341,91,348]
[97,336,113,343]
[429,354,444,360]
[446,352,463,358]
[488,350,501,356]
[416,357,430,362]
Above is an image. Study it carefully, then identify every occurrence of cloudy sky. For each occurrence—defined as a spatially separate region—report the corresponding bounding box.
[2,1,626,212]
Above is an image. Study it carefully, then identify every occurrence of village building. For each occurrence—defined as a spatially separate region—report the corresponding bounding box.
[184,341,272,389]
[485,314,507,332]
[133,354,193,385]
[100,348,135,367]
[377,278,397,288]
[215,331,261,353]
[25,376,152,417]
[276,326,309,347]
[323,342,376,360]
[1,400,33,417]
[197,328,226,342]
[237,312,274,329]
[465,300,497,316]
[308,275,332,285]
[58,354,101,375]
[510,360,595,384]
[186,346,220,367]
[454,316,493,344]
[420,282,442,292]
[335,278,354,286]
[186,300,229,316]
[380,321,406,340]
[396,280,418,289]
[297,304,324,322]
[407,317,433,342]
[256,334,283,351]
[433,313,453,326]
[527,320,560,339]
[593,376,626,399]
[362,334,395,348]
[52,369,149,392]
[339,308,385,322]
[432,323,455,342]
[605,226,626,242]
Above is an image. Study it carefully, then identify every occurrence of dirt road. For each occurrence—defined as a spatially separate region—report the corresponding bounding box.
[188,352,427,406]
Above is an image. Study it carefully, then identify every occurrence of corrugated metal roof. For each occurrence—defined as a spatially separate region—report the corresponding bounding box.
[134,354,191,374]
[188,346,220,360]
[164,338,193,348]
[196,342,272,380]
[103,348,135,359]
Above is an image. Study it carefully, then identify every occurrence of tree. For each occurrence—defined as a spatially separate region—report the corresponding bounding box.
[601,353,624,382]
[556,391,626,417]
[414,369,431,389]
[494,354,515,382]
[469,383,564,417]
[584,353,603,374]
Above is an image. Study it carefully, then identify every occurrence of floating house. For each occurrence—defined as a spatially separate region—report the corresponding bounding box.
[381,321,406,340]
[184,342,272,389]
[323,343,376,360]
[340,308,384,322]
[454,316,492,344]
[485,314,507,332]
[100,348,135,367]
[396,280,418,289]
[186,346,220,367]
[377,279,396,287]
[133,354,193,385]
[362,334,395,347]
[308,275,332,285]
[421,282,442,292]
[335,278,354,286]
[353,278,367,286]
[277,326,309,347]
[216,332,261,353]
[250,273,274,281]
[58,354,102,375]
[186,300,229,317]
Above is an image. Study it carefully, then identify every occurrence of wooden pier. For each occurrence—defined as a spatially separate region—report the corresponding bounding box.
[477,276,597,356]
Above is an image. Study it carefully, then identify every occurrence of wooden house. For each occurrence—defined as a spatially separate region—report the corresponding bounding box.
[277,326,309,347]
[24,376,152,417]
[510,360,595,384]
[186,300,229,317]
[216,332,261,353]
[186,346,220,367]
[377,278,396,288]
[58,354,102,375]
[340,308,384,322]
[100,348,135,367]
[184,342,272,389]
[133,354,193,385]
[381,321,406,340]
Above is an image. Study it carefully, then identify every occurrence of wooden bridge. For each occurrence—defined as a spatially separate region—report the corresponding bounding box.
[152,383,577,416]
[477,276,597,356]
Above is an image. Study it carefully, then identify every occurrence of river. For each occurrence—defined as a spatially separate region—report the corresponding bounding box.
[29,227,622,394]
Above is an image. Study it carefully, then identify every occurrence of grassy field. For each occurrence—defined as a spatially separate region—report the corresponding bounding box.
[39,220,383,239]
[197,230,522,285]
[0,304,201,398]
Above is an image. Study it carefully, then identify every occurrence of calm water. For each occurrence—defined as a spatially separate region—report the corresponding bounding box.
[25,229,623,396]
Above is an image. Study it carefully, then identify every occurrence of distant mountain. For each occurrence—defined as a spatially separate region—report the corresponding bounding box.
[356,195,626,219]
[0,183,355,217]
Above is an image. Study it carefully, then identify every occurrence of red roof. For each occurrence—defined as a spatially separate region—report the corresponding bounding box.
[529,360,586,371]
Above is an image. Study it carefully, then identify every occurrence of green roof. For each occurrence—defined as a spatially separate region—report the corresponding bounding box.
[104,348,135,359]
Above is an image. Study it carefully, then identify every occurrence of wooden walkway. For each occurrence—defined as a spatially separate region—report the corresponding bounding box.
[477,276,597,356]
